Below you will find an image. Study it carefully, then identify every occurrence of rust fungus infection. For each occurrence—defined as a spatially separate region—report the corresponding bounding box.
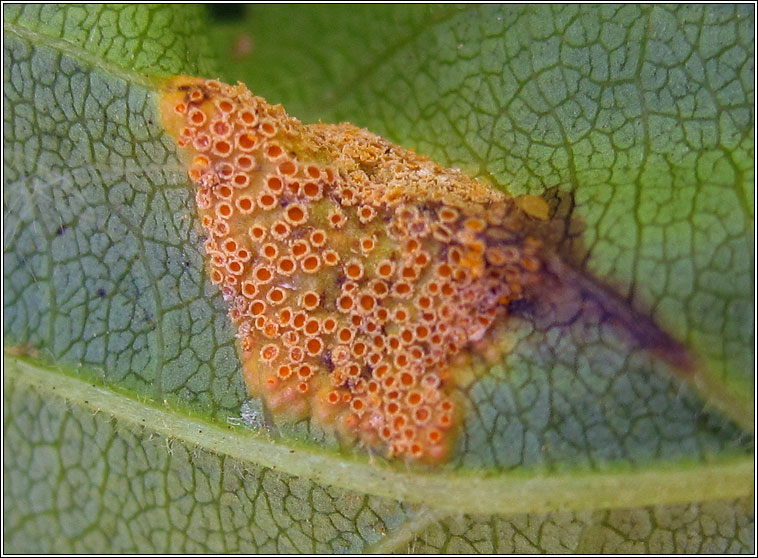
[160,76,559,464]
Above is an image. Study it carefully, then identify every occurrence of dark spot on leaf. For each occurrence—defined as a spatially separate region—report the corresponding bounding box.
[206,3,245,21]
[322,350,334,372]
[96,288,106,297]
[507,298,533,315]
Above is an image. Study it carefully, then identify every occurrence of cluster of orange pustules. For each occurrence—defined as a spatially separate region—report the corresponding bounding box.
[161,77,548,463]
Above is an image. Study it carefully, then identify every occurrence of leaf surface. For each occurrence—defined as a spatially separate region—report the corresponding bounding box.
[3,4,754,553]
[209,4,755,425]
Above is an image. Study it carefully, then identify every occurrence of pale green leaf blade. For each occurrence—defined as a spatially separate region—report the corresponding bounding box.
[4,3,751,474]
[389,498,754,554]
[4,8,246,418]
[4,356,753,553]
[3,359,412,554]
[3,4,754,554]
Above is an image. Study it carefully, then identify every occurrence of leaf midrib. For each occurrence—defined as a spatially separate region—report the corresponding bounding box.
[5,353,752,516]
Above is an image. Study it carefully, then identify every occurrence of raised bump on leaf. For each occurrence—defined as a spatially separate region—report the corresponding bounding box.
[158,75,693,463]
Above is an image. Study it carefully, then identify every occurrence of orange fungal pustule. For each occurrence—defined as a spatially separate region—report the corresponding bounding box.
[159,75,555,464]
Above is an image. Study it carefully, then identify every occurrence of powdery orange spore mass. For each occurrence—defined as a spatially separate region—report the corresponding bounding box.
[159,76,550,463]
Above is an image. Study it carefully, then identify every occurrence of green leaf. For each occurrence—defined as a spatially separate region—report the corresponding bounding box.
[396,498,755,554]
[3,4,754,553]
[3,357,753,553]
